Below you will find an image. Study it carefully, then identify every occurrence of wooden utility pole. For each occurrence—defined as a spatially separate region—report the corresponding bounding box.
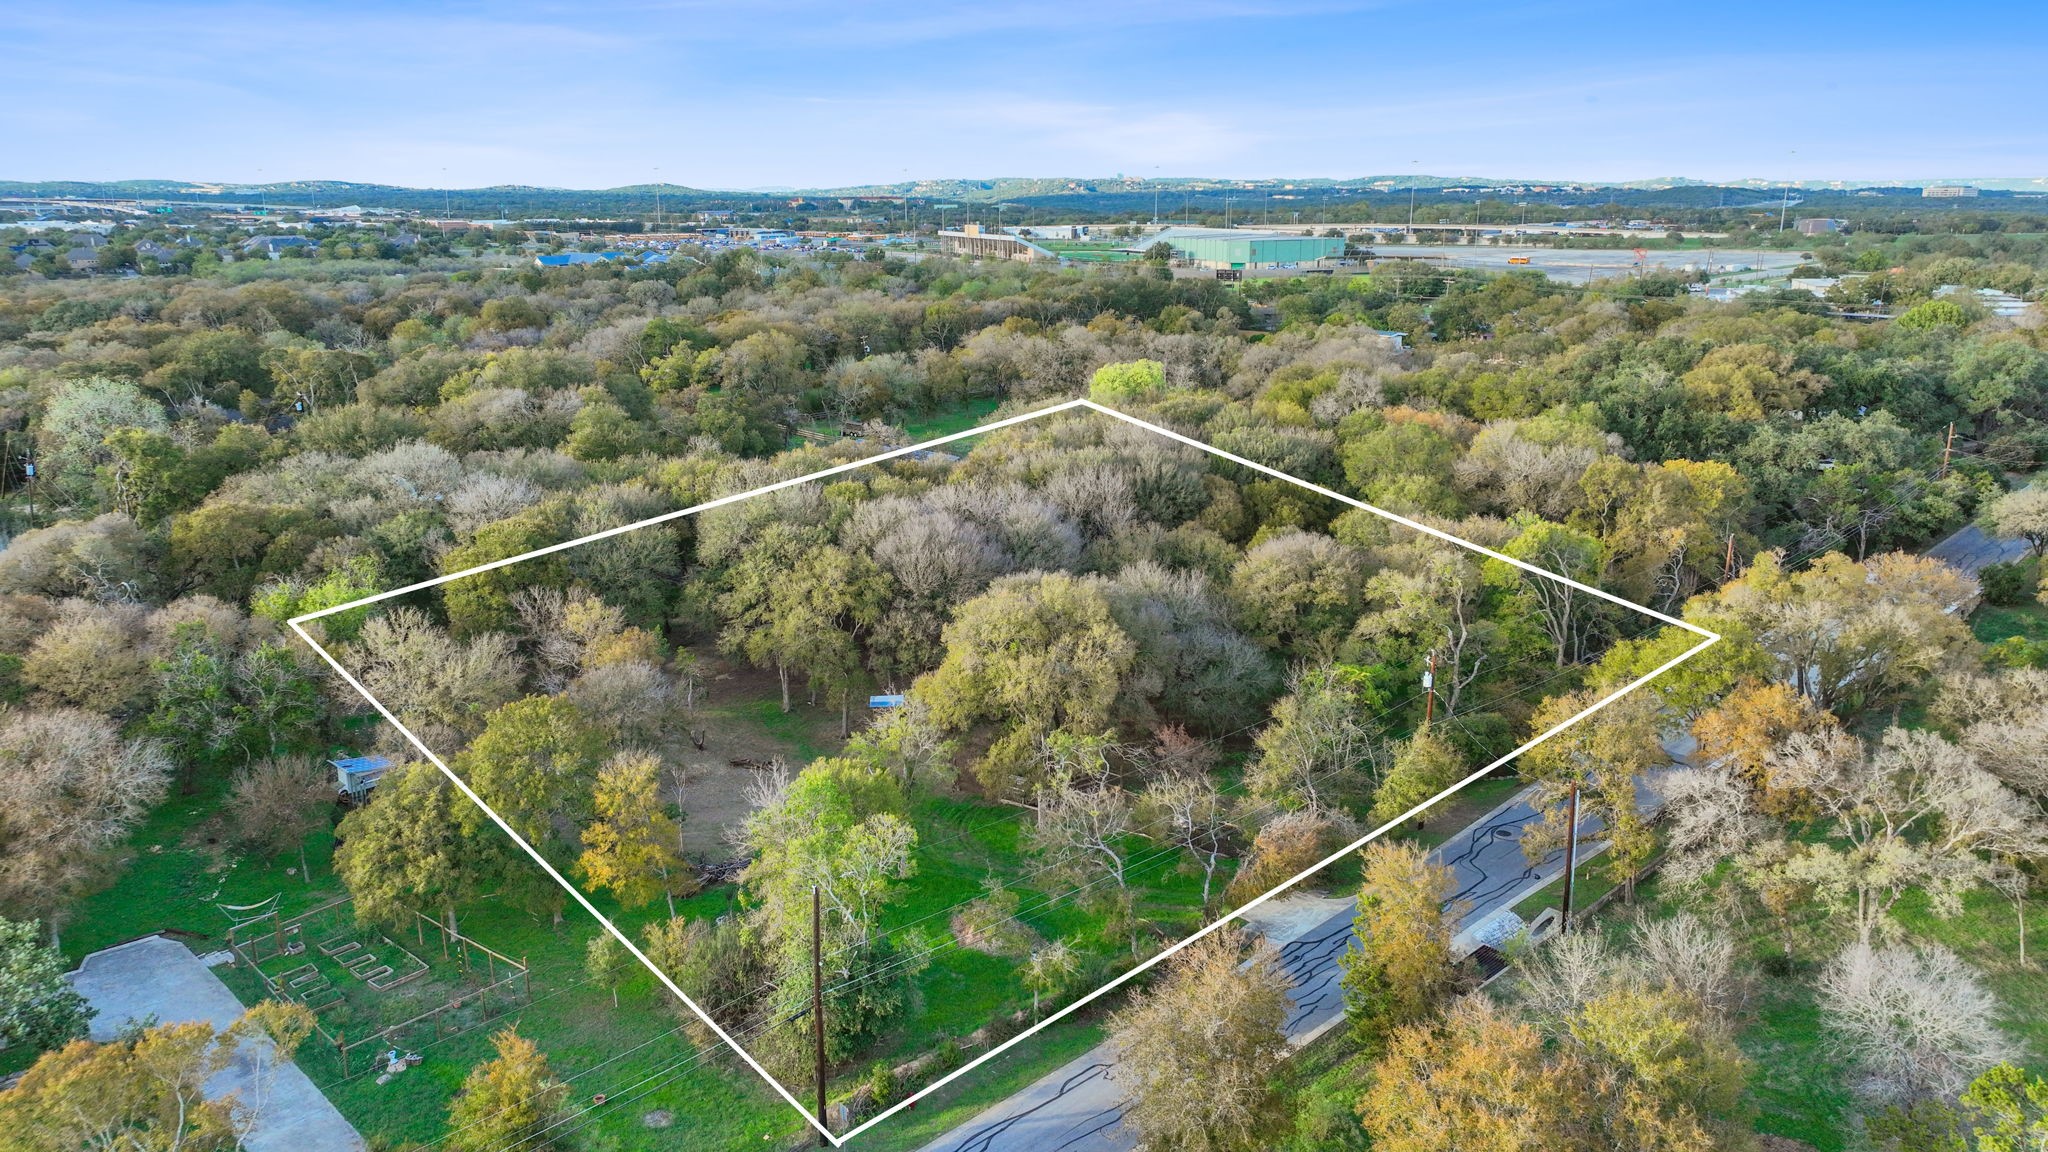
[1421,650,1437,726]
[1939,421,1956,479]
[1558,783,1581,934]
[812,885,827,1147]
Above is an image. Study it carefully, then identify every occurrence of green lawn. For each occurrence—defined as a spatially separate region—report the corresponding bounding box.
[855,792,1233,1087]
[901,396,1002,441]
[788,396,1005,454]
[852,1019,1110,1152]
[1971,599,2048,646]
[38,760,804,1148]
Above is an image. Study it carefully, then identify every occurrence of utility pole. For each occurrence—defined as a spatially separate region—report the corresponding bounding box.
[1939,421,1956,479]
[812,885,827,1147]
[20,454,34,530]
[1421,650,1437,726]
[1558,783,1580,934]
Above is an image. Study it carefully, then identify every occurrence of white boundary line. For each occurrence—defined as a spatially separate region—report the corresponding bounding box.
[286,397,1718,1147]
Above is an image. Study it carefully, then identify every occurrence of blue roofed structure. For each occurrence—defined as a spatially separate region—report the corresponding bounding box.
[533,251,627,267]
[330,755,394,801]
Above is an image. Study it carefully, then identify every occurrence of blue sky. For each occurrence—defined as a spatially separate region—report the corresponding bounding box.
[4,1,2044,189]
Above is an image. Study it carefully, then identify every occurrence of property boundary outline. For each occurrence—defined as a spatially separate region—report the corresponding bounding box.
[286,396,1719,1146]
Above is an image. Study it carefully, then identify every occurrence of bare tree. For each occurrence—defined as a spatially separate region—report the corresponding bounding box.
[348,607,522,747]
[1772,727,2048,943]
[1138,771,1235,907]
[566,661,678,746]
[0,708,172,936]
[1514,931,1613,1038]
[1031,768,1134,892]
[226,757,334,883]
[1629,912,1748,1028]
[510,585,627,692]
[1656,761,1776,889]
[1817,941,2017,1103]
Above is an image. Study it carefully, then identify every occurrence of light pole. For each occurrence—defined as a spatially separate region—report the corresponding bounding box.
[1559,782,1581,933]
[1407,161,1419,239]
[1779,151,1797,232]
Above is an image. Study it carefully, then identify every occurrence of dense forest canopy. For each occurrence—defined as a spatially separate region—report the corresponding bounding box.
[2,212,2047,1152]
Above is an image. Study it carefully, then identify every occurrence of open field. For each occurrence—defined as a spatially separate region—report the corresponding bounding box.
[1369,242,1808,282]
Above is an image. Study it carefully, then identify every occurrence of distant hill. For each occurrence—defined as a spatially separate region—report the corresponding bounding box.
[2,174,2039,218]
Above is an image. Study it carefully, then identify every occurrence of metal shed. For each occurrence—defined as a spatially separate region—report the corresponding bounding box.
[330,755,394,802]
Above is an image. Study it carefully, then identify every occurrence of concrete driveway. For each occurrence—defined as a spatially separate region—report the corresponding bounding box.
[70,935,365,1152]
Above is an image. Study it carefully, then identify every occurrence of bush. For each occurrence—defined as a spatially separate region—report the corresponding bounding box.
[1986,636,2048,669]
[1978,558,2039,606]
[864,1060,897,1108]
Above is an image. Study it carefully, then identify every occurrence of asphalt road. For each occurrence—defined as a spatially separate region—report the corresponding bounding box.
[913,781,1613,1152]
[1927,479,2038,576]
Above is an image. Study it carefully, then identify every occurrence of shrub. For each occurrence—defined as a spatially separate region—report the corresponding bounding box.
[1978,559,2038,606]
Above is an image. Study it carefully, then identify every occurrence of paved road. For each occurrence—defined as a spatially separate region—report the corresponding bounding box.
[913,780,1627,1152]
[1928,478,2038,576]
[69,936,366,1152]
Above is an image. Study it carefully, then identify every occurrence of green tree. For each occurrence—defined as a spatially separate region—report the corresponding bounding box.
[1244,664,1384,816]
[444,1028,568,1152]
[915,572,1137,795]
[576,751,694,916]
[1228,530,1369,660]
[438,504,570,636]
[1109,936,1293,1152]
[0,916,94,1054]
[719,534,889,721]
[334,762,496,935]
[1370,728,1467,827]
[1520,690,1664,900]
[1341,841,1463,1048]
[1895,299,1970,331]
[585,931,633,1008]
[1088,358,1166,404]
[1487,516,1608,667]
[456,697,607,920]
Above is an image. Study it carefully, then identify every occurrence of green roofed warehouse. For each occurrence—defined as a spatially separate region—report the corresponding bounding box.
[1132,227,1345,270]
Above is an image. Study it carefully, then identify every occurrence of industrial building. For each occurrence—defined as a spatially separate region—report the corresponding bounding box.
[939,223,1054,261]
[1794,217,1847,235]
[1132,227,1345,270]
[1922,184,1980,198]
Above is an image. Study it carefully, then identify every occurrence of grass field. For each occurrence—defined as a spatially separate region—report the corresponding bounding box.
[43,757,807,1148]
[787,396,1005,454]
[1971,599,2048,646]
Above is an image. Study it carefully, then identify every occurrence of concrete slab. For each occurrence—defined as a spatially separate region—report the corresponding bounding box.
[1233,891,1352,947]
[70,935,365,1152]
